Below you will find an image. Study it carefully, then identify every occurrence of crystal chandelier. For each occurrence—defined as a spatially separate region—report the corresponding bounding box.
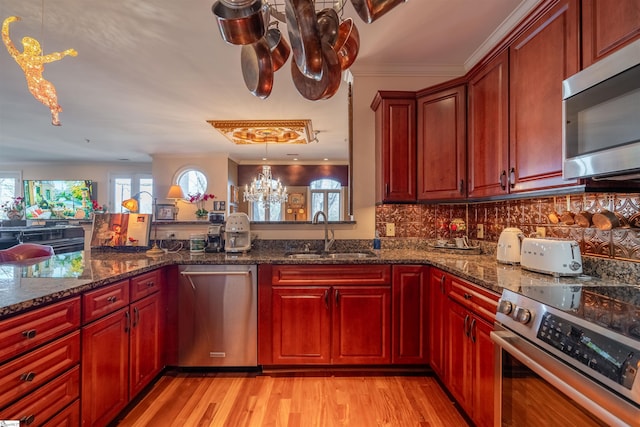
[244,165,288,207]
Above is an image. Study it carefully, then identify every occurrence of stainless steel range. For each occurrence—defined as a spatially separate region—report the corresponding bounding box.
[492,281,640,426]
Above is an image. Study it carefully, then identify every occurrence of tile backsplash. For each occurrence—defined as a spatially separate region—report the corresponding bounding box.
[376,192,640,262]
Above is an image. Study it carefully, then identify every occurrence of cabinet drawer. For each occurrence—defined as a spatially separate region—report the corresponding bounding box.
[42,399,79,427]
[272,265,391,285]
[130,269,162,302]
[82,280,130,324]
[0,331,80,408]
[0,366,79,426]
[0,298,80,363]
[448,277,499,323]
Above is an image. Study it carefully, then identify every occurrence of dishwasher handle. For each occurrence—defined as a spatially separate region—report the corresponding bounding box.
[180,271,251,277]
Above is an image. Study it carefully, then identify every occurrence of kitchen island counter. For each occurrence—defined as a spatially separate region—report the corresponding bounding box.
[1,248,637,318]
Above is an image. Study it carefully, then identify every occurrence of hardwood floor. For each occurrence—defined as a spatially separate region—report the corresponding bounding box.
[115,371,469,427]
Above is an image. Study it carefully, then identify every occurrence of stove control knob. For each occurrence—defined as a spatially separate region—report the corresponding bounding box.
[513,306,532,324]
[497,299,513,315]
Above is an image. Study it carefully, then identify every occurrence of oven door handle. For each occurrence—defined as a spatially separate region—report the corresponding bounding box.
[491,329,638,427]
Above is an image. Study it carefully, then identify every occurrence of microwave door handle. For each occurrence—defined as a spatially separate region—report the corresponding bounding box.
[490,330,635,427]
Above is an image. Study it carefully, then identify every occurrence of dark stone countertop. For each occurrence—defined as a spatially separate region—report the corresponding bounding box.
[1,248,638,319]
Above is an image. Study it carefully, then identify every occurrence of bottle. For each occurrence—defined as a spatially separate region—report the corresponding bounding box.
[373,231,381,254]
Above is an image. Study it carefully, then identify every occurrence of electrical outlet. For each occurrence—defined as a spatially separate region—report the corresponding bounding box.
[386,223,396,237]
[477,224,484,239]
[165,231,177,239]
[536,227,546,238]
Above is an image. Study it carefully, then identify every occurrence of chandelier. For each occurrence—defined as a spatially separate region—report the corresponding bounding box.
[212,0,407,100]
[243,165,288,207]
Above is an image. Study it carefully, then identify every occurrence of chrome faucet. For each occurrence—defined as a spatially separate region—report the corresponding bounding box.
[312,211,335,253]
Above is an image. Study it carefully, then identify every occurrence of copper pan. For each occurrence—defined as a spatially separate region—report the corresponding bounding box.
[317,8,340,46]
[213,0,269,45]
[350,0,407,24]
[241,37,274,99]
[265,27,290,72]
[285,0,323,80]
[574,211,593,228]
[333,18,360,70]
[592,209,621,230]
[291,41,341,100]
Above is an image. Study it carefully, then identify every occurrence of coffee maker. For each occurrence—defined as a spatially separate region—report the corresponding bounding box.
[205,213,225,253]
[224,212,251,253]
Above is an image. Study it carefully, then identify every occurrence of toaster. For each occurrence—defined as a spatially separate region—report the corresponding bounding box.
[520,237,583,277]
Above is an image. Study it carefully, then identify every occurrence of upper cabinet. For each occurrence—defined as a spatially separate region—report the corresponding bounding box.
[372,91,417,203]
[467,50,510,198]
[508,0,580,193]
[417,82,467,200]
[582,0,640,67]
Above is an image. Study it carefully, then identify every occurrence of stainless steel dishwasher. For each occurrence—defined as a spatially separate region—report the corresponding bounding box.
[178,264,257,367]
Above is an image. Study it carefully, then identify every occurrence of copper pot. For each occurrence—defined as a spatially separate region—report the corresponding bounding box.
[317,8,340,46]
[574,211,593,228]
[592,210,621,230]
[333,18,360,70]
[265,27,290,72]
[547,211,560,224]
[240,37,273,98]
[285,0,323,80]
[291,41,341,100]
[350,0,407,24]
[560,211,575,225]
[213,0,269,46]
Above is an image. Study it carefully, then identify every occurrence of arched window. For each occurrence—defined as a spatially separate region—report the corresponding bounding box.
[176,169,207,197]
[310,178,342,221]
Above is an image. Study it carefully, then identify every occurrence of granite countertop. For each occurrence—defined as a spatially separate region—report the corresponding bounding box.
[0,248,638,318]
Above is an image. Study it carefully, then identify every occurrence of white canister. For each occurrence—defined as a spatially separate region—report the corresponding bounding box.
[190,234,207,253]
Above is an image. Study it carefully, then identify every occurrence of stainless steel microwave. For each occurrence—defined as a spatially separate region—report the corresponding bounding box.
[563,38,640,180]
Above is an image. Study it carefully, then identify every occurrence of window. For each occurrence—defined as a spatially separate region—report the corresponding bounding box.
[251,199,284,221]
[310,178,342,221]
[111,174,153,214]
[176,169,207,198]
[0,172,22,220]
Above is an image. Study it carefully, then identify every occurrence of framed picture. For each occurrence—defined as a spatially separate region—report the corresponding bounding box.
[289,192,304,208]
[213,201,226,211]
[156,204,175,221]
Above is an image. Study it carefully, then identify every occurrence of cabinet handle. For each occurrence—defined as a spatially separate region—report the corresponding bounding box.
[470,318,477,343]
[509,167,516,188]
[22,329,37,339]
[385,183,389,196]
[20,415,35,425]
[334,289,340,306]
[146,281,155,288]
[124,311,130,333]
[463,293,472,300]
[107,296,117,303]
[439,275,445,294]
[463,314,470,338]
[20,372,36,382]
[499,170,507,190]
[459,179,464,194]
[133,307,139,327]
[323,290,329,310]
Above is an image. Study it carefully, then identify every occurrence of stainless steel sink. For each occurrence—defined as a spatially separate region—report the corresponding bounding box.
[286,253,323,259]
[326,252,377,259]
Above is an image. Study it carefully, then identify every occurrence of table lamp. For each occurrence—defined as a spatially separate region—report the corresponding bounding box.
[166,185,185,220]
[121,191,164,256]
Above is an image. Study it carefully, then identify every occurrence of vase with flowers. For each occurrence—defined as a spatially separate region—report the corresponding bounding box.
[1,196,25,220]
[188,192,215,220]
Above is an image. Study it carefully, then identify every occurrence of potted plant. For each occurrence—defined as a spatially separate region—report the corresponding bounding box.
[188,192,215,220]
[1,196,25,220]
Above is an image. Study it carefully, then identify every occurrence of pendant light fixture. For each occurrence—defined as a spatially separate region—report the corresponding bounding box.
[243,143,288,207]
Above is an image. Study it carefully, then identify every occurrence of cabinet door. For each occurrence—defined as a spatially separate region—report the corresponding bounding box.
[271,286,331,364]
[509,0,580,192]
[130,292,162,398]
[582,0,640,67]
[467,50,510,198]
[417,85,467,200]
[446,301,472,416]
[392,265,429,364]
[428,268,447,378]
[81,309,129,427]
[471,316,495,427]
[332,286,391,365]
[373,92,417,202]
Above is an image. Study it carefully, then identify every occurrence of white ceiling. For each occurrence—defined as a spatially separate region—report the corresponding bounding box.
[0,0,537,165]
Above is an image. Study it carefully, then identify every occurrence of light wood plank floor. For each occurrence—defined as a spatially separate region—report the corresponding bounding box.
[115,372,469,427]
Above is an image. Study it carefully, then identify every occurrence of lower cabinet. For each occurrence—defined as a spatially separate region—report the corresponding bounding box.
[428,268,448,379]
[81,270,164,427]
[392,265,429,364]
[445,273,499,427]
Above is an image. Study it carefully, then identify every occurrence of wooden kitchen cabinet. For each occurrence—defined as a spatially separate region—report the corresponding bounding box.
[392,265,429,364]
[428,268,448,379]
[261,265,392,366]
[508,0,580,193]
[582,0,640,67]
[446,275,499,427]
[81,269,164,427]
[371,91,417,203]
[417,82,467,200]
[467,49,510,198]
